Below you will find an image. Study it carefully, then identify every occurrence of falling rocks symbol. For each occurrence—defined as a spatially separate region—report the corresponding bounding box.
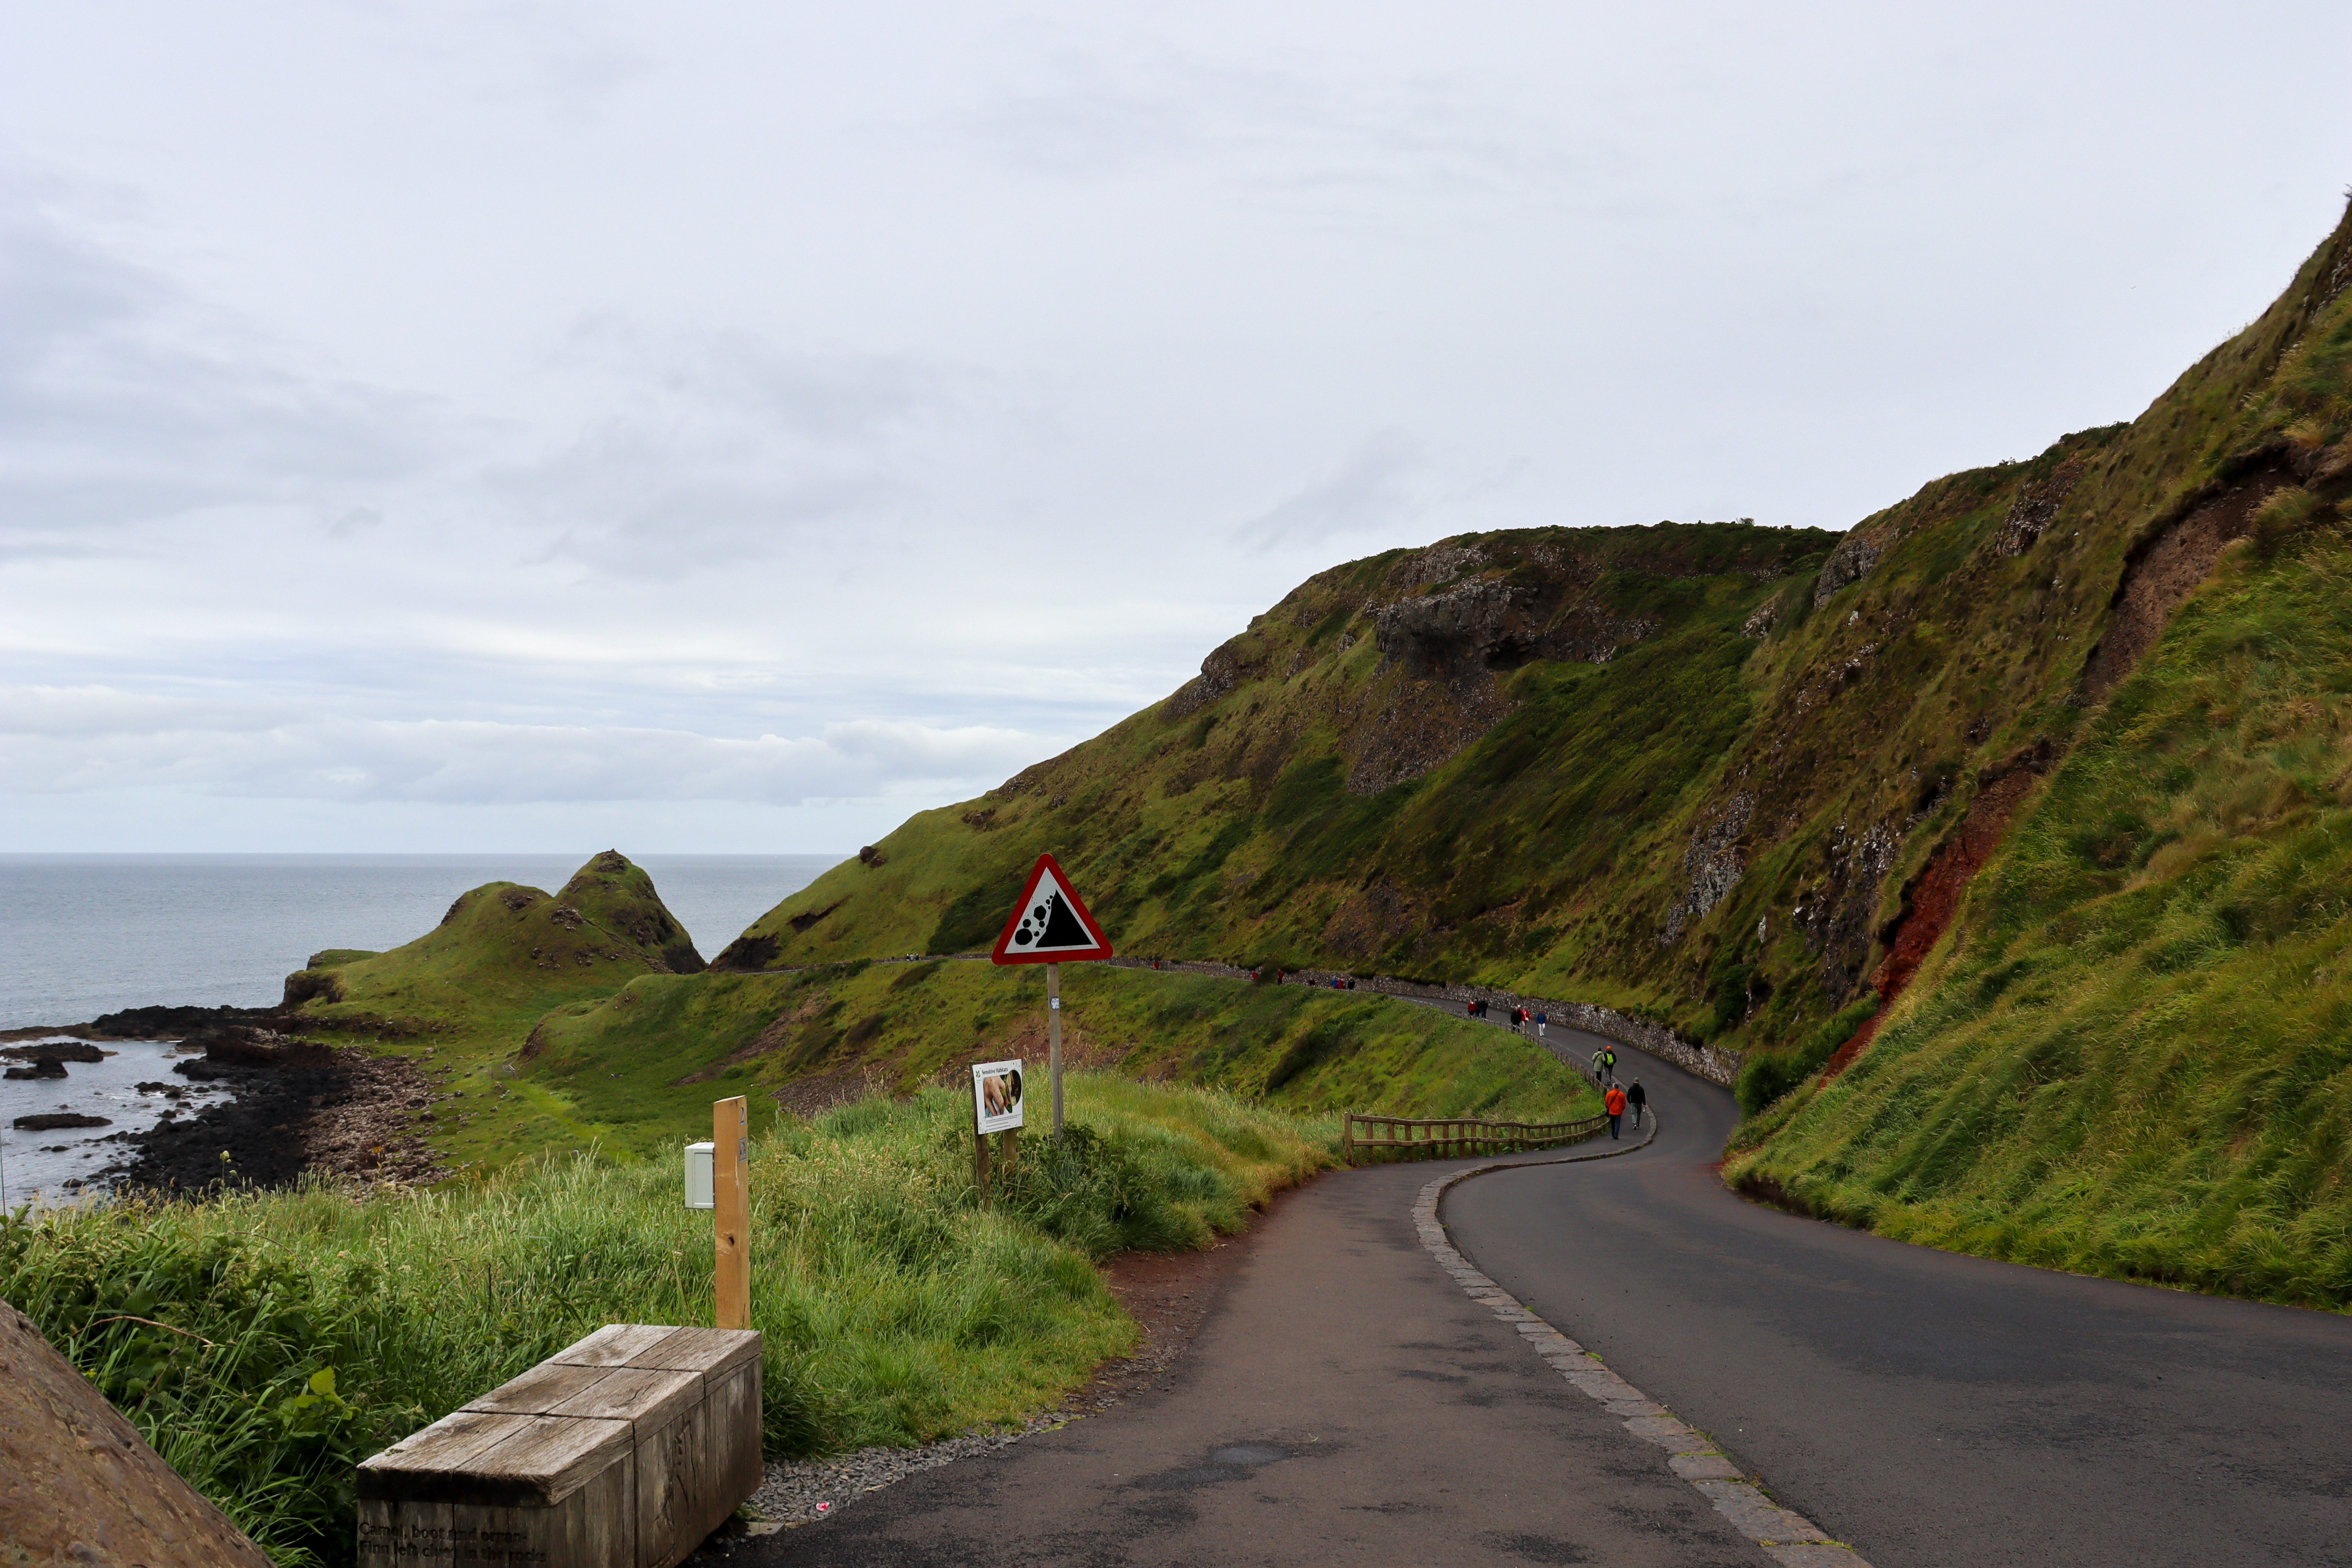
[1016,892,1092,951]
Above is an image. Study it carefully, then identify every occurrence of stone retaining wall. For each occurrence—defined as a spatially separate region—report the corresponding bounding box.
[1101,955,1740,1089]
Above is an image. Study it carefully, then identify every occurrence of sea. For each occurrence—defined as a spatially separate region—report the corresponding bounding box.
[0,853,842,1205]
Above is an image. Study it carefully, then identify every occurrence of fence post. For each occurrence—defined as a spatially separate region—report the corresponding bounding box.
[713,1096,751,1332]
[1343,1113,1356,1166]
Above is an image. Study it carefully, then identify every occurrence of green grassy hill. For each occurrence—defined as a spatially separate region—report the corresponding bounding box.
[714,199,2352,1305]
[278,851,1595,1169]
[280,850,720,1165]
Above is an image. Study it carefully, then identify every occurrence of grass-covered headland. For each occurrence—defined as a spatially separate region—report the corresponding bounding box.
[1,1077,1333,1567]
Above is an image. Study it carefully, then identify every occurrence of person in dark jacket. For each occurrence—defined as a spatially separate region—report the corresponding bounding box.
[1627,1079,1648,1129]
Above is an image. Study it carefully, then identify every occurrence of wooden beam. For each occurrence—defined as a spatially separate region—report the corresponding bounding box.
[713,1097,750,1332]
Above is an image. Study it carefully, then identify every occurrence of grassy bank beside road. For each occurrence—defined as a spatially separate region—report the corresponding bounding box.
[1730,525,2352,1310]
[2,1076,1332,1568]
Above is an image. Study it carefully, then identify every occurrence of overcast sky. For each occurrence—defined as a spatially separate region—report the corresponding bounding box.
[4,1,2347,854]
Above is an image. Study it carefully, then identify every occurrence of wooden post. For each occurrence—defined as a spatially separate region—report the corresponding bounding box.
[974,1130,991,1208]
[1002,1127,1018,1178]
[713,1096,750,1332]
[1343,1113,1355,1166]
[1048,962,1064,1138]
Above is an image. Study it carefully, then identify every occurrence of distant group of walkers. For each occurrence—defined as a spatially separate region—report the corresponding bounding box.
[1453,996,1646,1137]
[1462,998,1553,1041]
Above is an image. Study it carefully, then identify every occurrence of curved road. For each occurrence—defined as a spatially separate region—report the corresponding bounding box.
[1446,1026,2352,1568]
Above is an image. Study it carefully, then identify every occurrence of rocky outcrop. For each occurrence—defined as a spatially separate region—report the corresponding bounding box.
[1162,635,1270,719]
[1995,459,2085,556]
[1343,658,1516,795]
[1812,532,1882,606]
[280,967,344,1008]
[121,1030,448,1191]
[1372,579,1655,678]
[1818,765,2045,1082]
[1343,573,1660,794]
[12,1112,109,1131]
[1663,793,1755,943]
[1797,817,1904,1003]
[2,1042,106,1063]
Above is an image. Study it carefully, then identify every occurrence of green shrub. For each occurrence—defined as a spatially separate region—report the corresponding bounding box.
[1735,994,1878,1117]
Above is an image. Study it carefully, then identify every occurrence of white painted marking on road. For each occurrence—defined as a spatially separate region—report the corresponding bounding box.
[1411,1126,1877,1568]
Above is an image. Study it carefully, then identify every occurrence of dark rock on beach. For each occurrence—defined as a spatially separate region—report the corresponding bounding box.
[0,1042,106,1063]
[4,1060,68,1081]
[85,1003,266,1039]
[13,1113,112,1132]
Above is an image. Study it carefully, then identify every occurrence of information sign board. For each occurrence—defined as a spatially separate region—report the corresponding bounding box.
[971,1058,1024,1134]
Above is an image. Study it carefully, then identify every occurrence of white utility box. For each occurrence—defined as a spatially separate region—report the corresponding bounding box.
[683,1142,715,1210]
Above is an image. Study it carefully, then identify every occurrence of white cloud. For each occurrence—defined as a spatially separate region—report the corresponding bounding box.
[1237,430,1425,551]
[0,685,1049,806]
[0,172,449,545]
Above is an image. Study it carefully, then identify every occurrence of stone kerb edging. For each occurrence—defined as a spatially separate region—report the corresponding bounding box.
[1417,1137,1873,1568]
[1102,956,1742,1089]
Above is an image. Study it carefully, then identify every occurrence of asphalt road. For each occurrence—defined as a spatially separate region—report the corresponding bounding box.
[730,1145,1780,1567]
[1445,1026,2352,1568]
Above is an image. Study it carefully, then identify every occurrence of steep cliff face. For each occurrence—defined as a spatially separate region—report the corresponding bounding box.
[731,202,2352,1100]
[715,521,1833,985]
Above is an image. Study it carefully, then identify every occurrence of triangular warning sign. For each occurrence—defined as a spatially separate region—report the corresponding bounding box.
[990,853,1114,964]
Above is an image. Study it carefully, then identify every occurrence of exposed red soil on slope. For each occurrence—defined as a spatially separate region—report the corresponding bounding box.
[1817,768,2037,1084]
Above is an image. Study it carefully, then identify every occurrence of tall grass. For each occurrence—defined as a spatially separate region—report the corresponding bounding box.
[0,1074,1333,1567]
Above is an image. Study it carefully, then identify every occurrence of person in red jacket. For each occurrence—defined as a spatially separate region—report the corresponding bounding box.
[1604,1082,1628,1139]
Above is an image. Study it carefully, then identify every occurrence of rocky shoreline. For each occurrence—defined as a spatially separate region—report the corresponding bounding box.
[109,1024,449,1194]
[7,1005,452,1199]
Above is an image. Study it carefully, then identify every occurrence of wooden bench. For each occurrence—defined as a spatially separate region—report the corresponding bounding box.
[356,1324,762,1568]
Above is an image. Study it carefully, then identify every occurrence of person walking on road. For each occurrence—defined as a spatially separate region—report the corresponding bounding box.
[1627,1079,1647,1129]
[1536,1010,1547,1042]
[1592,1045,1617,1085]
[1604,1081,1627,1139]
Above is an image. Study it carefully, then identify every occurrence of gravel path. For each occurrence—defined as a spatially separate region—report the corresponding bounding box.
[739,1413,1073,1530]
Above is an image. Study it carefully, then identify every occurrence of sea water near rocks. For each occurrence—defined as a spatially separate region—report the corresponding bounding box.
[1,1039,233,1207]
[0,853,840,1206]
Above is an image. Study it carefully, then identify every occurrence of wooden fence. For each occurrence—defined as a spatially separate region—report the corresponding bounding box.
[1342,1111,1609,1165]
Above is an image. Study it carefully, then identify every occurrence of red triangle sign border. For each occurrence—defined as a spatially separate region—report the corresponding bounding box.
[989,852,1114,964]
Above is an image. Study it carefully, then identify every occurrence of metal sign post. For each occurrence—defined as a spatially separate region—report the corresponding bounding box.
[1048,963,1062,1135]
[988,853,1113,1142]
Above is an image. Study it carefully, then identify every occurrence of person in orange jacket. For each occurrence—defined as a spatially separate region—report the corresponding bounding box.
[1604,1082,1628,1139]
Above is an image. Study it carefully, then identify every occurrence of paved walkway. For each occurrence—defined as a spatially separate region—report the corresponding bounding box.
[736,1147,1777,1567]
